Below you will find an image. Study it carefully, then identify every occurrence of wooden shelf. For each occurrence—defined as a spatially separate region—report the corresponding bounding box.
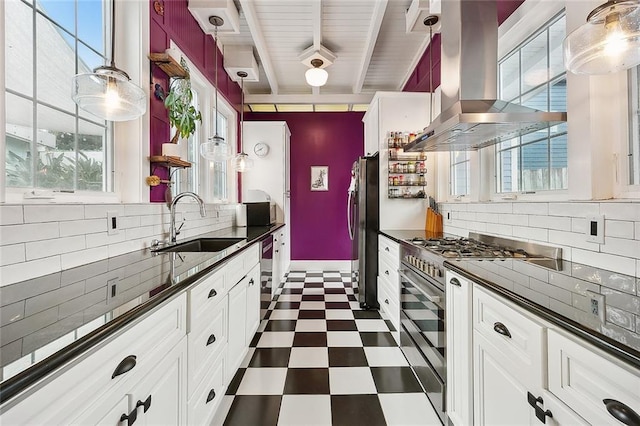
[148,53,189,79]
[149,156,192,168]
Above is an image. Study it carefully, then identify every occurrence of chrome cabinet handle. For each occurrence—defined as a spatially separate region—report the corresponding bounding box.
[493,322,512,338]
[603,399,640,425]
[449,277,461,287]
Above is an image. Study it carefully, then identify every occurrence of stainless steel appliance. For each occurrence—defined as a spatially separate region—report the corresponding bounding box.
[259,235,274,319]
[398,233,561,424]
[347,153,379,309]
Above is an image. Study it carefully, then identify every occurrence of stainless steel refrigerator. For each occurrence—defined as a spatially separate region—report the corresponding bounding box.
[347,153,379,309]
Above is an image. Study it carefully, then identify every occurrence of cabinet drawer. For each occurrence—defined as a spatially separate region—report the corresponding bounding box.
[188,300,227,397]
[1,294,187,424]
[548,329,640,425]
[378,235,400,264]
[378,277,400,332]
[473,285,544,389]
[244,243,260,269]
[226,243,260,287]
[378,253,399,289]
[189,266,226,328]
[377,270,399,306]
[188,352,226,426]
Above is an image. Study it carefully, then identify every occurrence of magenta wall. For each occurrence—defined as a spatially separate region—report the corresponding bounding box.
[403,0,524,93]
[245,112,365,261]
[149,0,241,202]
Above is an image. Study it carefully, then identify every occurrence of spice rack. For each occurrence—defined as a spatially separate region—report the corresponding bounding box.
[386,131,427,199]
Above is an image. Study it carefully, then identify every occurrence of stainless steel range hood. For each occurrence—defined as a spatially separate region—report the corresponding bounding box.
[405,0,567,152]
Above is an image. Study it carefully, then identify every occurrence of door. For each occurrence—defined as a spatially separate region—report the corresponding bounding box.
[282,125,291,275]
[227,279,248,380]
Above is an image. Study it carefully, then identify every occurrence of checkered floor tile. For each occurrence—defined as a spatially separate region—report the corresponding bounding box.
[216,270,442,426]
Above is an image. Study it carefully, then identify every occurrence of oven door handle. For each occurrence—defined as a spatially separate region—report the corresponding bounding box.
[398,269,442,303]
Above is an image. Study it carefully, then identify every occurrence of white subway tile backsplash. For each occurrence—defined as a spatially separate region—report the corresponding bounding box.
[124,225,156,241]
[529,215,572,231]
[476,213,500,223]
[601,237,640,258]
[1,222,60,246]
[0,257,61,287]
[600,203,640,222]
[84,204,125,219]
[124,204,164,217]
[513,203,548,215]
[0,206,24,225]
[571,218,586,234]
[548,230,600,252]
[26,236,86,261]
[85,231,126,249]
[513,226,548,242]
[572,248,636,276]
[59,219,105,237]
[486,223,513,236]
[119,215,141,229]
[60,247,109,270]
[498,214,528,226]
[605,220,635,239]
[636,221,640,239]
[0,244,26,266]
[483,203,513,214]
[548,203,600,218]
[24,205,84,223]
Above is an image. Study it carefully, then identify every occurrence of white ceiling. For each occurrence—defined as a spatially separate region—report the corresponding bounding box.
[213,0,436,109]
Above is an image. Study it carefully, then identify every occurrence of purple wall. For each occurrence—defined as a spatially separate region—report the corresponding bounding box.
[403,0,524,93]
[149,0,241,202]
[245,112,365,261]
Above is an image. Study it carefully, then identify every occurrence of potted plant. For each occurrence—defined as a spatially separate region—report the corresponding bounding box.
[162,57,202,157]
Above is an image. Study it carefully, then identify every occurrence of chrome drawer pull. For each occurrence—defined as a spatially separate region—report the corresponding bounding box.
[493,322,512,338]
[603,399,640,425]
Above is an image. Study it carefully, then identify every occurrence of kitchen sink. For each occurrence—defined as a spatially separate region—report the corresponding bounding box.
[153,238,244,253]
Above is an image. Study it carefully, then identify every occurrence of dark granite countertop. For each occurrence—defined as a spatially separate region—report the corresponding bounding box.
[0,224,283,403]
[379,229,640,370]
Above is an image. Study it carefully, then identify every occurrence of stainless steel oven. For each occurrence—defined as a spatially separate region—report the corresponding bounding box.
[399,255,447,425]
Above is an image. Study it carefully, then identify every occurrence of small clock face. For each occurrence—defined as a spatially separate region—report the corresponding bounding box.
[254,142,270,157]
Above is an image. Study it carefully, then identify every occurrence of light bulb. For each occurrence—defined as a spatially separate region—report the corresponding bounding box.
[104,78,121,112]
[604,12,628,56]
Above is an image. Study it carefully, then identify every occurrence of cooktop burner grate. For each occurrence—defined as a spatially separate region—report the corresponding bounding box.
[407,237,535,259]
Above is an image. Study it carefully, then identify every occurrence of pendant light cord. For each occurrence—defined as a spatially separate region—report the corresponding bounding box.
[109,0,116,68]
[240,74,244,152]
[429,23,433,123]
[214,24,219,138]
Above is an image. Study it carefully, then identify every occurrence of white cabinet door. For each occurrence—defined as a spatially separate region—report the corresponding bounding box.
[227,280,248,381]
[541,390,590,426]
[445,271,473,426]
[474,331,538,426]
[363,98,380,155]
[245,264,262,346]
[132,338,187,426]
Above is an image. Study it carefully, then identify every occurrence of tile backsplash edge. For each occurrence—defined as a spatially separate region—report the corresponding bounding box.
[0,203,238,286]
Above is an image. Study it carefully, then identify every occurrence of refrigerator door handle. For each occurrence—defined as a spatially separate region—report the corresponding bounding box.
[347,190,355,240]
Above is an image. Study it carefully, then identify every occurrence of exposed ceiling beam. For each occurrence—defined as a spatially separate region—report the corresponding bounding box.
[353,0,388,94]
[238,0,279,95]
[246,93,374,105]
[312,0,321,95]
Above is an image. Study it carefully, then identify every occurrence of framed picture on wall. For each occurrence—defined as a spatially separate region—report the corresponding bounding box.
[311,166,329,191]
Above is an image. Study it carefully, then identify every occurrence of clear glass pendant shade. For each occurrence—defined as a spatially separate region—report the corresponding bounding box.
[72,66,146,121]
[233,152,254,172]
[305,67,329,87]
[200,134,230,161]
[564,0,640,74]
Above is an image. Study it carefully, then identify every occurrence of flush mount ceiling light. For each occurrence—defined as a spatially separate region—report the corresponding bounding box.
[300,45,336,88]
[564,0,640,74]
[201,16,231,161]
[233,71,254,172]
[72,0,146,121]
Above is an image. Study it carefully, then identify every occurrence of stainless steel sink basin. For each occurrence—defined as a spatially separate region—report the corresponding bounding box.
[154,238,244,253]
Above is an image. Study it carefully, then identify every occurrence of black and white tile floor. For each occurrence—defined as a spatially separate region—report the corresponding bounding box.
[213,270,442,426]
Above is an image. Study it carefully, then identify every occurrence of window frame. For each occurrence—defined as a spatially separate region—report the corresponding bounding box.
[493,11,568,198]
[1,0,149,204]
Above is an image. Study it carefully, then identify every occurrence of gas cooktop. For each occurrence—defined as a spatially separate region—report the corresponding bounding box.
[405,233,562,260]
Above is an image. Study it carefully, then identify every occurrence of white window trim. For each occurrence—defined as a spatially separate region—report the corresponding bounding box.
[613,67,640,199]
[1,0,150,204]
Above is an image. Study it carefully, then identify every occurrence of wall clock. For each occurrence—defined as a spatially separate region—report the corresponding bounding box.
[253,142,270,157]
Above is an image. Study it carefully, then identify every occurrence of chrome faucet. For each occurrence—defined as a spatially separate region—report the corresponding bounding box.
[169,192,206,243]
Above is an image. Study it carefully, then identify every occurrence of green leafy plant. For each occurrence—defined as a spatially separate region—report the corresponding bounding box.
[164,58,202,144]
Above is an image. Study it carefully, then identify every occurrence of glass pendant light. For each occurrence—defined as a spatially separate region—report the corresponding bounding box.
[72,0,146,121]
[305,59,329,87]
[200,16,230,161]
[234,71,254,172]
[564,0,640,74]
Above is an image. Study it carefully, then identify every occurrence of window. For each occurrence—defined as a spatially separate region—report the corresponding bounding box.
[174,86,201,195]
[630,65,640,186]
[450,151,470,196]
[5,0,112,193]
[496,13,567,193]
[209,110,229,202]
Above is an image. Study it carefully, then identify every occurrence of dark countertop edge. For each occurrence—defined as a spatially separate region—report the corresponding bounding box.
[444,261,640,370]
[0,224,283,405]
